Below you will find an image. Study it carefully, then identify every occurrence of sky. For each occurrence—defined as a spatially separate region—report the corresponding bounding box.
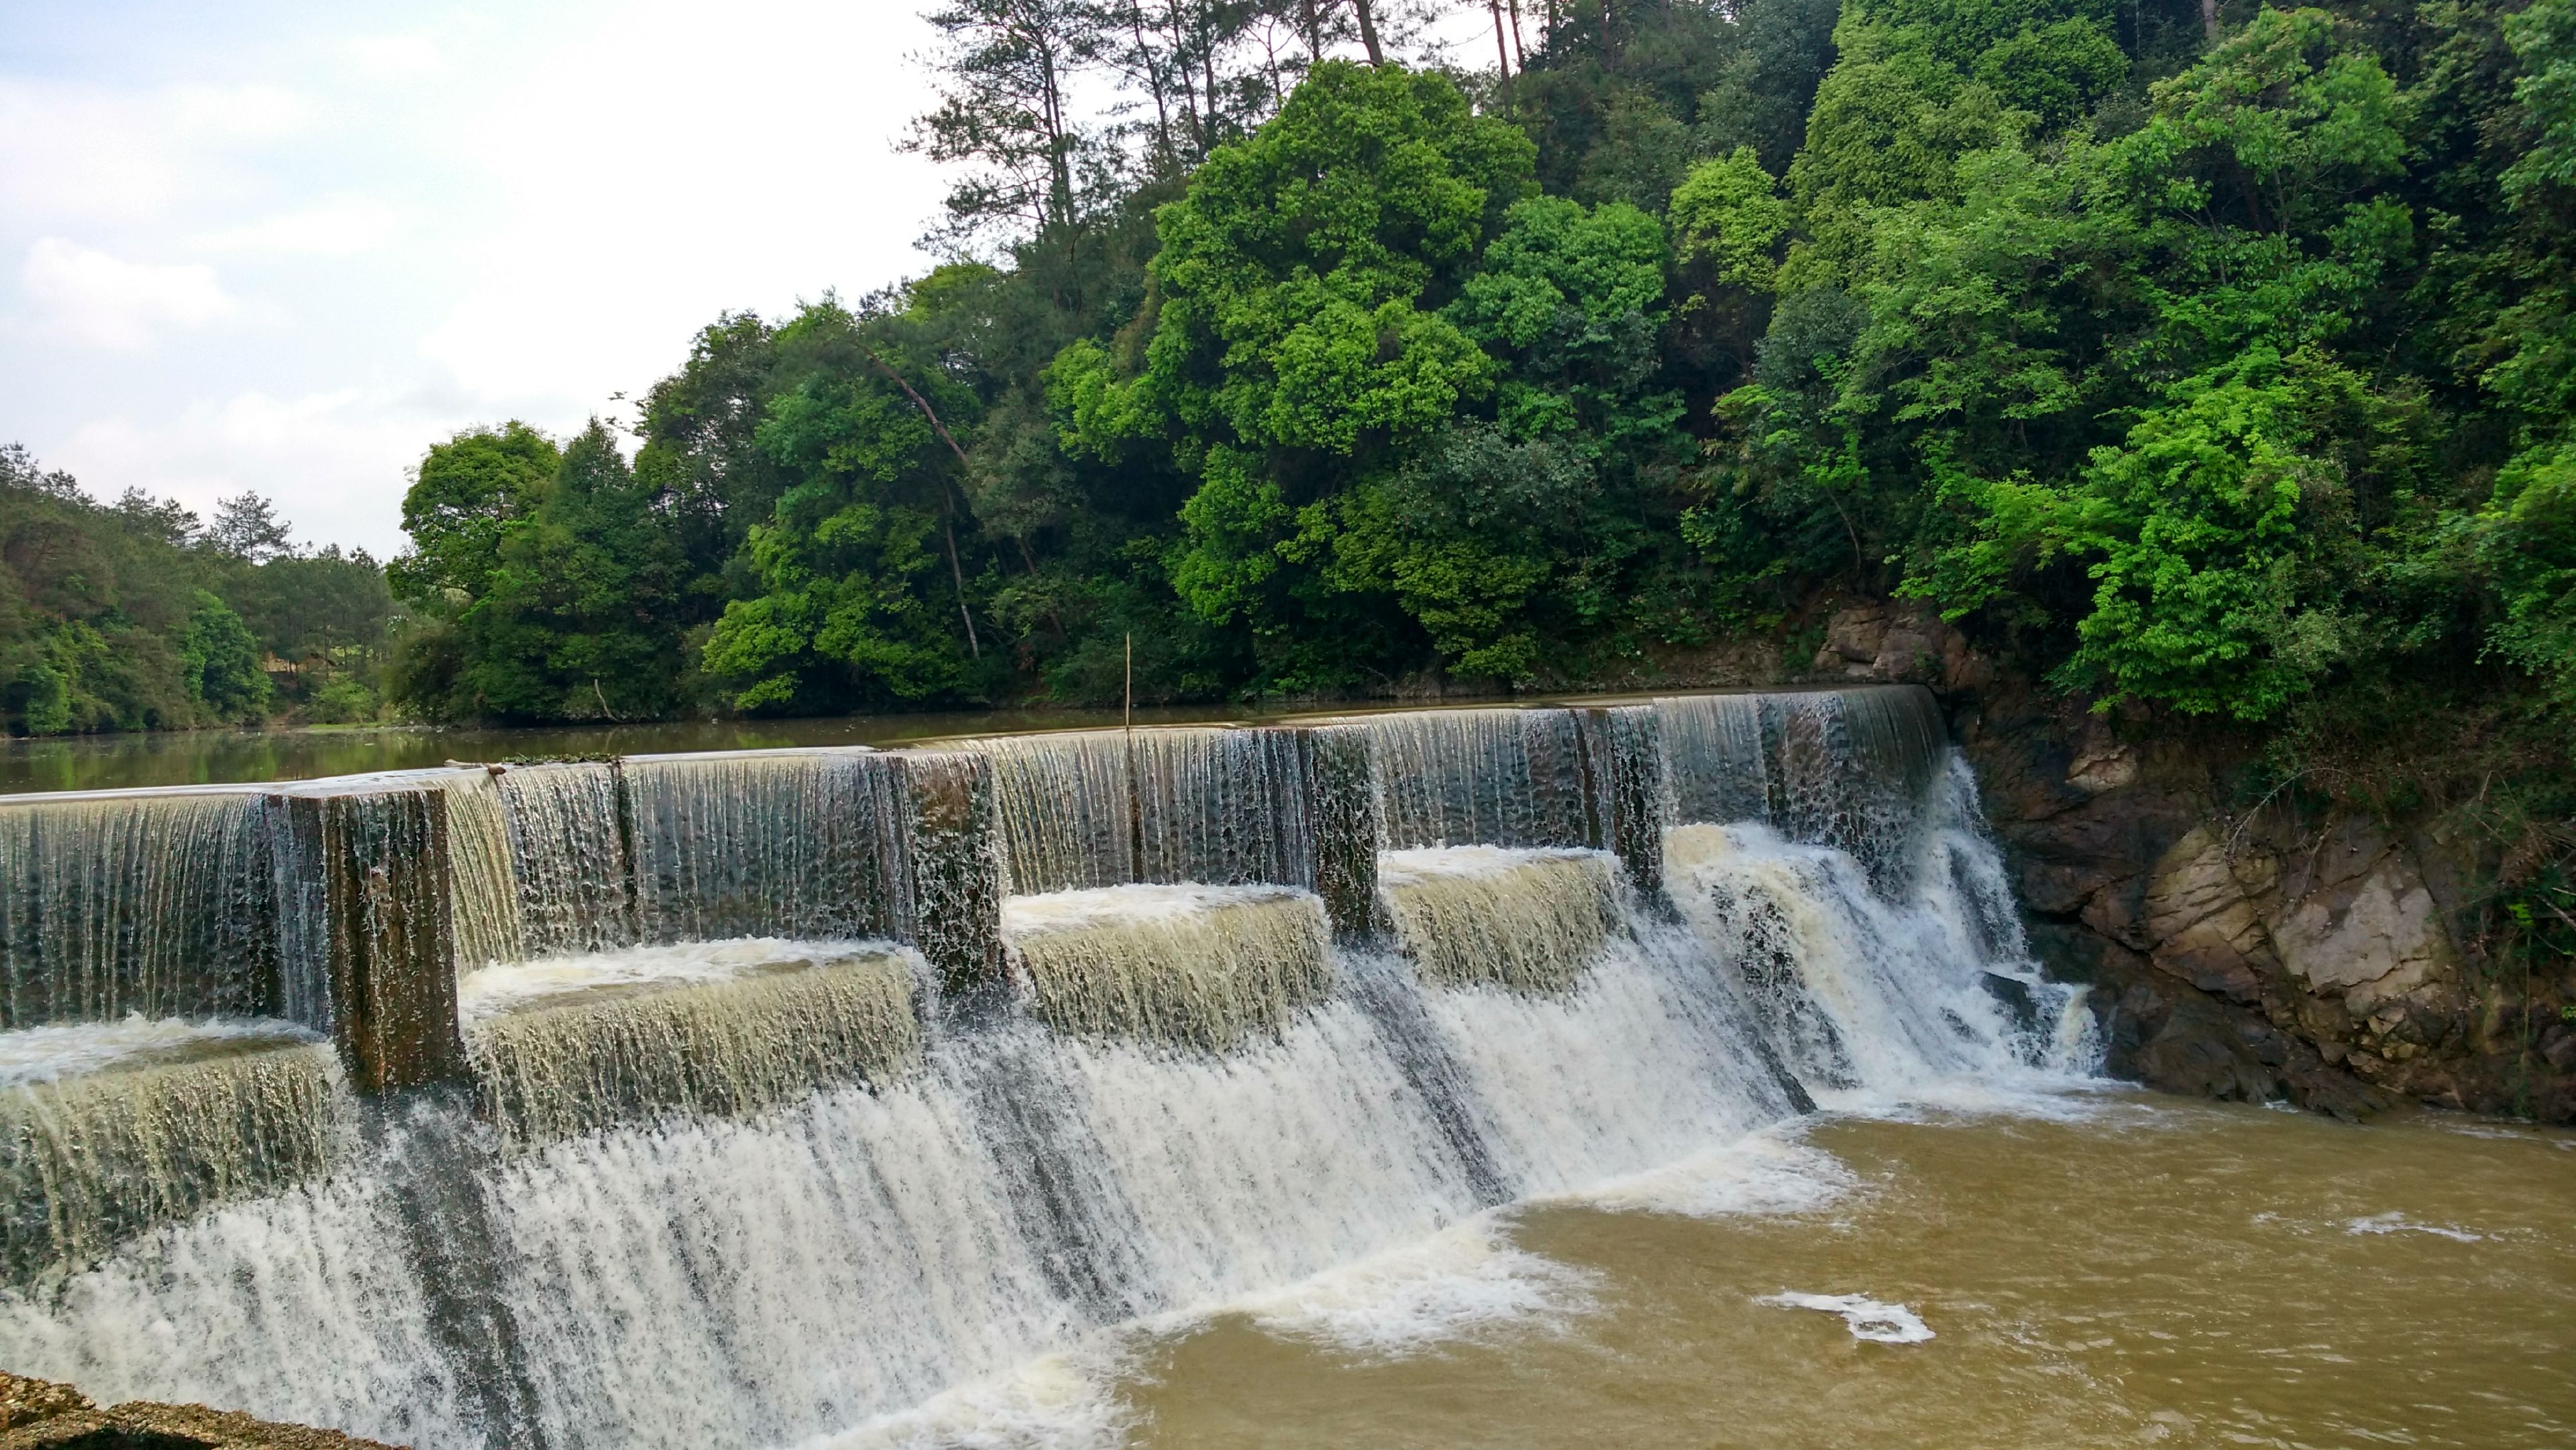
[1,1,967,555]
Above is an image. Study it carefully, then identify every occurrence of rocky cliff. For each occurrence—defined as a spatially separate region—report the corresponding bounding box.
[1811,601,2576,1124]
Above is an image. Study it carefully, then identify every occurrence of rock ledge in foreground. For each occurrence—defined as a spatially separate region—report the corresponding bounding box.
[1,1370,402,1450]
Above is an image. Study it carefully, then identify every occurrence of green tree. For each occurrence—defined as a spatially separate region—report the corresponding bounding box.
[442,422,695,722]
[180,589,272,722]
[700,302,986,711]
[1053,60,1535,684]
[390,423,559,602]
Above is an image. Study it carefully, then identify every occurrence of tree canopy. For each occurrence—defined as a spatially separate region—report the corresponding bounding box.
[352,0,2571,793]
[1,444,391,733]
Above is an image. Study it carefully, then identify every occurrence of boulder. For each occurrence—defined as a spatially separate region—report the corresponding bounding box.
[2142,826,2279,1003]
[2270,818,2459,1019]
[1810,600,1991,690]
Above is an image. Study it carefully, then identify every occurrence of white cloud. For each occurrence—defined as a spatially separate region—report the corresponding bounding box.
[21,237,239,349]
[415,0,951,413]
[0,81,197,225]
[167,83,312,139]
[342,34,446,80]
[3,0,1135,549]
[55,388,444,555]
[198,195,400,256]
[0,79,320,230]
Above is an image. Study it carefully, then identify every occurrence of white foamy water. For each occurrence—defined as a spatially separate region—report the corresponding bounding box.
[2346,1212,2484,1243]
[455,937,902,1023]
[1373,844,1599,886]
[999,883,1306,931]
[1574,1131,1857,1220]
[1235,1220,1600,1357]
[1754,1290,1935,1344]
[0,1014,318,1088]
[1663,758,2099,1106]
[805,1347,1139,1450]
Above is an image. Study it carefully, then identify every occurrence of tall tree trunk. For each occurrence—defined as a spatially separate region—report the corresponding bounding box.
[1508,0,1526,69]
[2200,0,2219,43]
[1127,1,1176,170]
[1302,0,1323,60]
[1353,0,1383,64]
[940,512,981,660]
[1598,0,1612,69]
[1036,43,1073,234]
[854,340,985,662]
[1164,4,1207,158]
[1203,25,1221,148]
[1489,0,1514,105]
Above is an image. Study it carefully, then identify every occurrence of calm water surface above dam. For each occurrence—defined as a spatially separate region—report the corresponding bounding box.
[0,706,1247,794]
[0,696,1672,794]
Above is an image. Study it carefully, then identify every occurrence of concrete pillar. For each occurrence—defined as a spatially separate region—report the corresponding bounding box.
[1289,724,1382,942]
[275,784,468,1094]
[1576,705,1667,904]
[894,750,1006,1004]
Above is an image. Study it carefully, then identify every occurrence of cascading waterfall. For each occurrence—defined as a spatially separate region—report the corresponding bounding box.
[0,1025,342,1281]
[1002,886,1333,1047]
[0,790,282,1026]
[1662,753,2093,1098]
[442,771,524,973]
[1377,848,1621,993]
[460,943,924,1145]
[1359,708,1592,851]
[495,763,633,958]
[1658,686,1948,890]
[0,687,2098,1450]
[623,752,909,944]
[968,728,1319,895]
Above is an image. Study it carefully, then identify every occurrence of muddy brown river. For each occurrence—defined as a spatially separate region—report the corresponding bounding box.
[927,1096,2576,1449]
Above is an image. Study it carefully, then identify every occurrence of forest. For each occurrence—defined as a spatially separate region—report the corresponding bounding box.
[0,445,390,732]
[7,3,2573,812]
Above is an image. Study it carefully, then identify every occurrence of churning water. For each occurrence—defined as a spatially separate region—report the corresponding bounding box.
[3,690,2554,1449]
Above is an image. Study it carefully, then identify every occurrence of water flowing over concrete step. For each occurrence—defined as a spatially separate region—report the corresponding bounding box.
[1002,884,1333,1047]
[1378,847,1624,993]
[0,1023,342,1283]
[459,941,924,1145]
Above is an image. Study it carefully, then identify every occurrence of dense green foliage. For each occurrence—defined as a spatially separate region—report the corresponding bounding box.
[382,0,2573,913]
[1,445,392,734]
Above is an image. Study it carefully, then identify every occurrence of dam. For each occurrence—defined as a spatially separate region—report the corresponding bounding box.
[0,687,2097,1446]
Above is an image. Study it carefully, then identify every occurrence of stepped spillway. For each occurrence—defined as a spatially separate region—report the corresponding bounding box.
[1377,847,1621,993]
[0,688,2093,1450]
[1003,884,1333,1047]
[459,940,924,1145]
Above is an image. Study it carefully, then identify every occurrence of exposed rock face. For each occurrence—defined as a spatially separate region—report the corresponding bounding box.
[1811,601,1990,691]
[0,1370,400,1449]
[1810,601,2575,1123]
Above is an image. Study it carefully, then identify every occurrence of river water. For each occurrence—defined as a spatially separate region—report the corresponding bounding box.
[1060,1097,2573,1450]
